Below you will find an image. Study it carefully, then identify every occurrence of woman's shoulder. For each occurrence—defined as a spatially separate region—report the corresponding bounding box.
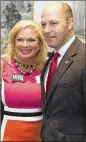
[1,54,9,74]
[0,54,6,80]
[1,54,7,66]
[1,54,6,59]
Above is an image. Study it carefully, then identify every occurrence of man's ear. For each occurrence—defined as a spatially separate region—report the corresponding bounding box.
[68,18,73,30]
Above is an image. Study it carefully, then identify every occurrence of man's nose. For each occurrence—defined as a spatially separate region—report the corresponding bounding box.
[44,25,51,33]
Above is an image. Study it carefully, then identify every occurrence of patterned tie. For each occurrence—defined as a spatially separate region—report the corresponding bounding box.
[46,52,59,94]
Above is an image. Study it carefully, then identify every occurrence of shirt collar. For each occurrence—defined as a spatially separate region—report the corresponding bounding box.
[54,35,75,57]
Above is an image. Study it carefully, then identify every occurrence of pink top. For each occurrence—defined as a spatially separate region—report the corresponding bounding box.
[2,58,42,109]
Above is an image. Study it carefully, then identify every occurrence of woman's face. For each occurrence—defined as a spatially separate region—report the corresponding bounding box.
[15,28,40,62]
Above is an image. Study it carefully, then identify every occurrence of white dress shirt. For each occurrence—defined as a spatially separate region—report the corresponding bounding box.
[44,36,75,91]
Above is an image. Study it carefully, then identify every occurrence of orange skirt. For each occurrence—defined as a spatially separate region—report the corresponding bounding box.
[3,120,42,141]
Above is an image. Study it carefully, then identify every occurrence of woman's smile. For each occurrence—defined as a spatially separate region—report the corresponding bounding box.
[21,49,32,55]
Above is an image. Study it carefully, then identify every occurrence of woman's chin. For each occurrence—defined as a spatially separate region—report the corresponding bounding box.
[18,54,33,60]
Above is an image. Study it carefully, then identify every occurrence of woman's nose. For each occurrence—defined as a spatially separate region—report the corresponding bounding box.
[23,40,29,46]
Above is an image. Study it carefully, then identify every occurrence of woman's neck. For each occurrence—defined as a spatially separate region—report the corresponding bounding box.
[15,56,34,65]
[14,58,36,73]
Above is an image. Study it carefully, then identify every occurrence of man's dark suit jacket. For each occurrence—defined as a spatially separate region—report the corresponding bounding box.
[40,37,86,141]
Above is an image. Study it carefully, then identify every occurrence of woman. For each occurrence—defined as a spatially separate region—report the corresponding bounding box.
[1,20,47,141]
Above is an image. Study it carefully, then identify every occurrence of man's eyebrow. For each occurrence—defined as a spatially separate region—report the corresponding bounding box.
[41,21,46,23]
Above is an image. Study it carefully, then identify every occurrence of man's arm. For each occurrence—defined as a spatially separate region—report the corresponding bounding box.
[82,69,86,141]
[83,69,86,110]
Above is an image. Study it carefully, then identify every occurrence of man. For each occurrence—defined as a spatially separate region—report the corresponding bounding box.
[40,2,86,141]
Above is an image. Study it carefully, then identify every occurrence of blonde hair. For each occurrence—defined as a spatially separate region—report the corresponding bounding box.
[3,20,48,71]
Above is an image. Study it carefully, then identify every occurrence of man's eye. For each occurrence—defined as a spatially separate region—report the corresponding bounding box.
[41,23,46,27]
[51,22,58,26]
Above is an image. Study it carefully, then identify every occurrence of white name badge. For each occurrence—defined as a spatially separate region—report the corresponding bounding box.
[12,74,24,82]
[35,75,40,83]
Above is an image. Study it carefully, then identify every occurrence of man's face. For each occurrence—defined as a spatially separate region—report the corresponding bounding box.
[41,7,70,50]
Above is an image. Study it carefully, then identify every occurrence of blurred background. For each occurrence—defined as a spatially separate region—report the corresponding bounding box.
[1,1,85,52]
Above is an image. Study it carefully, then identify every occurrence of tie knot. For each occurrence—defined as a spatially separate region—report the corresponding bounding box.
[52,52,60,62]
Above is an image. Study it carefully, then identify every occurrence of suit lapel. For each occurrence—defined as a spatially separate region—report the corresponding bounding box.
[47,55,73,101]
[41,52,54,79]
[46,37,81,104]
[41,52,54,106]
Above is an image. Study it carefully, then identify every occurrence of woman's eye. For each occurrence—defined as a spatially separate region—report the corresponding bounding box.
[16,38,37,43]
[17,39,23,42]
[27,39,36,42]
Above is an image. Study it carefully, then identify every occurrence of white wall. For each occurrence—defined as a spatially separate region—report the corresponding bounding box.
[34,1,50,23]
